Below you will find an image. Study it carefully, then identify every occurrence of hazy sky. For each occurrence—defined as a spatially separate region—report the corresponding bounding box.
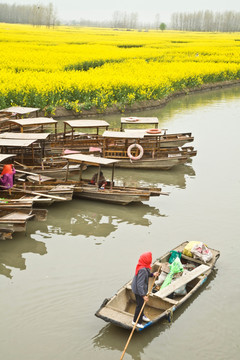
[7,0,240,22]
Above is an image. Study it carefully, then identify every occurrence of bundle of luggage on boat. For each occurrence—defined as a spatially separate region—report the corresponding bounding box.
[153,241,213,296]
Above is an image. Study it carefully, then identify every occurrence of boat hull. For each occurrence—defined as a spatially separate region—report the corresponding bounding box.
[95,242,220,331]
[73,187,150,205]
[104,156,188,170]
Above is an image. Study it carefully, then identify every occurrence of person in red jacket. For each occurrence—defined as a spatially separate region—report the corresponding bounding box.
[131,252,159,328]
[0,164,16,189]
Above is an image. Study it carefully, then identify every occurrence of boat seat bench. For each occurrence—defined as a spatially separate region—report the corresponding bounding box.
[154,264,210,299]
[125,283,178,305]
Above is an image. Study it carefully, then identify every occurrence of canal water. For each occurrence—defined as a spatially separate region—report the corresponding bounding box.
[0,85,240,360]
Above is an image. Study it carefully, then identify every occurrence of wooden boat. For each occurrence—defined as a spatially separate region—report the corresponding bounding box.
[95,241,220,331]
[48,130,195,171]
[22,154,166,205]
[15,170,75,202]
[15,161,80,178]
[47,119,194,157]
[0,191,54,208]
[0,208,48,234]
[0,131,80,178]
[120,117,194,147]
[16,183,74,202]
[58,154,167,204]
[99,131,195,170]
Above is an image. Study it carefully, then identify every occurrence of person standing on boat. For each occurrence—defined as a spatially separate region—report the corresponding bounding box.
[0,164,16,189]
[131,252,159,329]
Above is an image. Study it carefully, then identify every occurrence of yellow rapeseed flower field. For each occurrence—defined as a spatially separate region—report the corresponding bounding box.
[0,24,240,112]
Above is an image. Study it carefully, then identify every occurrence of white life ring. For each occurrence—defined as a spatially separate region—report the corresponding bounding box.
[127,143,144,160]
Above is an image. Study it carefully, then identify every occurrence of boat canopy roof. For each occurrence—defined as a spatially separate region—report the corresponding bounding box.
[62,154,119,166]
[0,154,16,163]
[0,106,40,114]
[0,139,36,147]
[102,130,145,139]
[9,117,57,127]
[0,132,51,140]
[121,117,159,124]
[64,119,109,129]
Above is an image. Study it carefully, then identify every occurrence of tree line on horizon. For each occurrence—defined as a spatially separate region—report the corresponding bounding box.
[171,10,240,32]
[1,3,240,32]
[0,2,58,27]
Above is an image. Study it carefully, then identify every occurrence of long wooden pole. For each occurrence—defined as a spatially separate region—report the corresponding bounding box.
[120,264,161,360]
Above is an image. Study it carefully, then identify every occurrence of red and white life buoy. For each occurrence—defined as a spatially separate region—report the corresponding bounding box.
[125,117,139,122]
[127,143,144,160]
[146,128,162,134]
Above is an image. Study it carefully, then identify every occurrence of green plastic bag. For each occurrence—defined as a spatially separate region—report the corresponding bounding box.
[169,250,182,264]
[161,257,183,289]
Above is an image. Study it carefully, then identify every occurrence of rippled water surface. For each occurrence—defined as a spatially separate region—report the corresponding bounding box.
[1,85,240,360]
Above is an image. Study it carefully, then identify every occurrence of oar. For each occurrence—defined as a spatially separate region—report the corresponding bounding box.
[120,264,161,360]
[12,187,67,201]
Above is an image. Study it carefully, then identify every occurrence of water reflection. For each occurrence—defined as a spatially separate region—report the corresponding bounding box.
[76,161,195,193]
[92,270,217,360]
[0,234,47,279]
[39,199,166,238]
[93,315,171,360]
[113,163,195,190]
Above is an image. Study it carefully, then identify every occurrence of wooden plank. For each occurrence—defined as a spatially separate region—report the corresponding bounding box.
[154,264,210,299]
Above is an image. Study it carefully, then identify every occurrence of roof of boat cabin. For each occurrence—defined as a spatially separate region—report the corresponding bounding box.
[64,120,110,128]
[121,117,159,124]
[9,117,57,127]
[0,132,51,140]
[0,139,36,147]
[0,106,40,114]
[62,154,119,165]
[102,130,145,139]
[0,154,16,162]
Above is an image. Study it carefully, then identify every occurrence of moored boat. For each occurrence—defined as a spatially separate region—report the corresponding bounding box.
[95,241,220,331]
[0,208,48,234]
[100,131,194,170]
[22,154,167,205]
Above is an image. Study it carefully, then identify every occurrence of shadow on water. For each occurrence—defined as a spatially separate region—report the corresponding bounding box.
[92,269,218,360]
[37,199,167,238]
[0,232,47,279]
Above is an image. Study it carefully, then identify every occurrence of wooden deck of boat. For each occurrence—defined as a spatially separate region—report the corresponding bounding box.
[0,211,35,222]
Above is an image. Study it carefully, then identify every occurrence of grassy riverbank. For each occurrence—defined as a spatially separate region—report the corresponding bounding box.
[1,24,240,116]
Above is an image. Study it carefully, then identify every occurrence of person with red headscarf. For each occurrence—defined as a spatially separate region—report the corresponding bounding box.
[0,164,16,189]
[131,252,159,328]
